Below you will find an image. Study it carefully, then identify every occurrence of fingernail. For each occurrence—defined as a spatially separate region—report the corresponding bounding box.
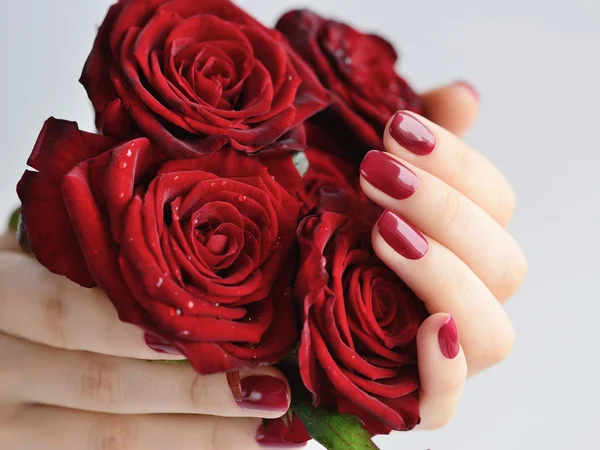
[360,150,419,200]
[454,80,480,102]
[228,372,290,413]
[389,111,436,155]
[144,332,181,355]
[377,210,428,260]
[438,316,460,359]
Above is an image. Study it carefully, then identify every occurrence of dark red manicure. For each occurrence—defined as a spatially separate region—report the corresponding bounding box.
[144,332,181,355]
[360,150,419,200]
[389,111,436,155]
[454,80,480,102]
[228,372,290,413]
[377,210,428,260]
[438,316,460,359]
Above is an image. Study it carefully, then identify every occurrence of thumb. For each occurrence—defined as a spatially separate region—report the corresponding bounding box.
[417,313,468,430]
[422,81,480,137]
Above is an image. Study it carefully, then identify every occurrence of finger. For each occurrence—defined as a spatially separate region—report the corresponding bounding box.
[0,335,290,418]
[2,405,271,450]
[416,313,467,430]
[0,232,19,252]
[421,81,479,137]
[383,111,516,226]
[372,210,515,375]
[360,151,527,301]
[0,252,183,360]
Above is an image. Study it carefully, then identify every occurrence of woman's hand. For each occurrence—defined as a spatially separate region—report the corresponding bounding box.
[0,236,293,449]
[360,85,527,430]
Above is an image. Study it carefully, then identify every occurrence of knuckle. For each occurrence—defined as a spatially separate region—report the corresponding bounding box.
[437,189,470,234]
[188,372,210,409]
[438,265,469,301]
[496,247,528,301]
[76,354,123,408]
[88,415,140,450]
[496,184,517,226]
[42,280,68,348]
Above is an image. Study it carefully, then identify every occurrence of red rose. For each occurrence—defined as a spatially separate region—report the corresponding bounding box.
[17,118,300,373]
[80,0,330,157]
[294,210,426,434]
[277,10,423,155]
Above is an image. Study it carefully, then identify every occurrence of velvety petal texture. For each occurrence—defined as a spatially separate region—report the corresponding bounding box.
[80,0,330,157]
[277,9,423,159]
[294,209,427,435]
[17,118,301,374]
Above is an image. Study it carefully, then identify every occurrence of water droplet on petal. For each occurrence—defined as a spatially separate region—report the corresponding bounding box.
[210,182,217,187]
[288,75,293,81]
[215,303,220,307]
[180,330,189,336]
[344,56,352,65]
[174,175,179,180]
[176,309,182,316]
[119,162,127,170]
[238,195,247,202]
[126,149,132,157]
[221,180,227,186]
[156,278,164,287]
[119,192,125,199]
[188,301,194,308]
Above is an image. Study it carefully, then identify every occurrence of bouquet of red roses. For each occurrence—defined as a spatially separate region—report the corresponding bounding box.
[16,1,426,448]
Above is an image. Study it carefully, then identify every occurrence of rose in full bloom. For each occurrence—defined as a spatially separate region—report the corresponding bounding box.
[17,118,300,373]
[294,209,426,434]
[80,0,330,157]
[277,9,423,157]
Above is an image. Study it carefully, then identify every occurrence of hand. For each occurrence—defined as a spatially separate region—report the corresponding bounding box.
[360,82,527,430]
[0,235,292,449]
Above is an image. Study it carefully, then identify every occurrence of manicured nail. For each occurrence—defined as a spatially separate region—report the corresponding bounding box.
[389,111,436,155]
[144,332,181,355]
[360,150,419,200]
[438,316,460,359]
[454,80,480,102]
[227,372,290,413]
[377,210,428,260]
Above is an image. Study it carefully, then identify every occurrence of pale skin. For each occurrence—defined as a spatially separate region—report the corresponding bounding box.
[0,82,526,449]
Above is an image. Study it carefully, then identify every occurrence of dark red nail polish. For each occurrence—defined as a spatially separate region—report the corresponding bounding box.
[438,316,460,359]
[454,80,480,101]
[144,332,181,355]
[389,111,436,155]
[377,210,428,260]
[360,150,419,200]
[228,372,289,413]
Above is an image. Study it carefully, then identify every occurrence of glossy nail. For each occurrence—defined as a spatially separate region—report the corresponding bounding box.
[438,316,460,359]
[377,210,428,260]
[389,111,436,155]
[360,150,419,200]
[144,332,181,355]
[454,80,480,101]
[227,372,290,413]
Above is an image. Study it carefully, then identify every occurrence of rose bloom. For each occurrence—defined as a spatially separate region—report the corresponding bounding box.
[17,118,300,373]
[294,209,426,435]
[277,9,423,156]
[80,0,330,157]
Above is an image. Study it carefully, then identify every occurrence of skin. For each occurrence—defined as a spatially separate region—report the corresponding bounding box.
[0,82,526,448]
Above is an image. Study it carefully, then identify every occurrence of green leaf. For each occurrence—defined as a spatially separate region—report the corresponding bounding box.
[292,401,379,450]
[8,207,21,232]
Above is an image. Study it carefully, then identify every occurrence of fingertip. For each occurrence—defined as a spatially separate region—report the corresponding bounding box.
[421,82,480,137]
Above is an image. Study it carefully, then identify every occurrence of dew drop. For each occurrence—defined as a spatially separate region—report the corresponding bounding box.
[180,330,189,335]
[156,277,164,287]
[221,180,227,186]
[188,301,194,308]
[119,192,125,199]
[344,56,352,65]
[210,182,217,187]
[214,303,220,307]
[238,195,247,202]
[174,175,179,180]
[118,162,127,170]
[127,237,134,243]
[126,149,132,157]
[176,309,182,316]
[288,75,293,81]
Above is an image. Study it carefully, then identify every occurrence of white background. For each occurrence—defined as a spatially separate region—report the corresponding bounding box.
[1,1,599,449]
